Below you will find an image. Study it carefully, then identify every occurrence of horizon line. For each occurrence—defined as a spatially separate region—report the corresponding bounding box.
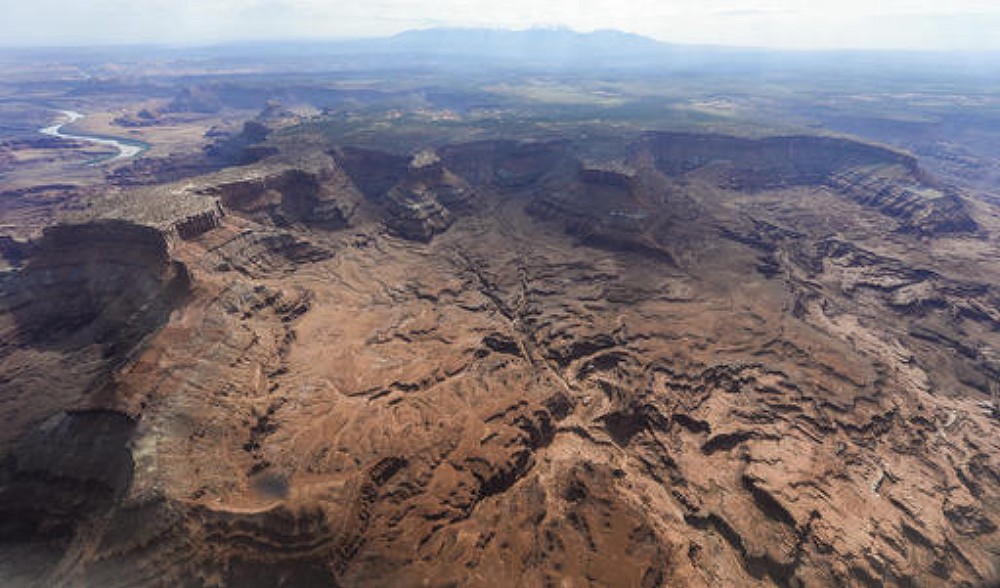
[1,26,999,56]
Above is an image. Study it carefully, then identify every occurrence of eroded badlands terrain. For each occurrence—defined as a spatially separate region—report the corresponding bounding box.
[2,129,1000,587]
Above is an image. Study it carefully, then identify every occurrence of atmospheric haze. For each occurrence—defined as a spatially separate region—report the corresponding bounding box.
[1,0,1000,50]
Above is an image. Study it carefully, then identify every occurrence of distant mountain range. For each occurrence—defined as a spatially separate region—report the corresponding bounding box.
[6,27,997,79]
[340,27,731,69]
[323,27,999,75]
[385,27,669,59]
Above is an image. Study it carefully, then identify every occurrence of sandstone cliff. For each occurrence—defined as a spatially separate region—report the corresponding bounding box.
[2,131,999,588]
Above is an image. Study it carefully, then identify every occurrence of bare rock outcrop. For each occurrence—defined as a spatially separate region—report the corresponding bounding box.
[640,131,977,234]
[334,147,474,241]
[3,129,1000,588]
[208,166,358,229]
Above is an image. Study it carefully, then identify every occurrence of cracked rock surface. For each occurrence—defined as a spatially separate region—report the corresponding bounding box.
[1,133,999,587]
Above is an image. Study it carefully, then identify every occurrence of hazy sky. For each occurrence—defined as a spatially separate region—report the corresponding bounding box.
[2,0,999,50]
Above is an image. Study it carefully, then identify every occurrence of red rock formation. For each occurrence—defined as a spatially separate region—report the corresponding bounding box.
[1,132,999,588]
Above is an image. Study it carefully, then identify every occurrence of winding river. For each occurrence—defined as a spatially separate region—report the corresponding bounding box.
[40,110,147,162]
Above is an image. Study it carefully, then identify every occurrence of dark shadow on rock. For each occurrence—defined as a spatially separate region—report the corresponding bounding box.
[0,410,136,583]
[1,220,190,358]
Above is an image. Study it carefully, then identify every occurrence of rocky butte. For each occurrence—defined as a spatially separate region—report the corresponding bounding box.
[1,123,999,588]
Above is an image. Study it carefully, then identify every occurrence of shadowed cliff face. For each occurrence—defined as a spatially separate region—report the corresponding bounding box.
[0,218,188,447]
[640,132,977,235]
[0,410,135,567]
[332,146,474,241]
[0,221,191,586]
[302,133,977,248]
[2,130,1000,588]
[208,167,358,230]
[640,132,920,183]
[3,221,189,354]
